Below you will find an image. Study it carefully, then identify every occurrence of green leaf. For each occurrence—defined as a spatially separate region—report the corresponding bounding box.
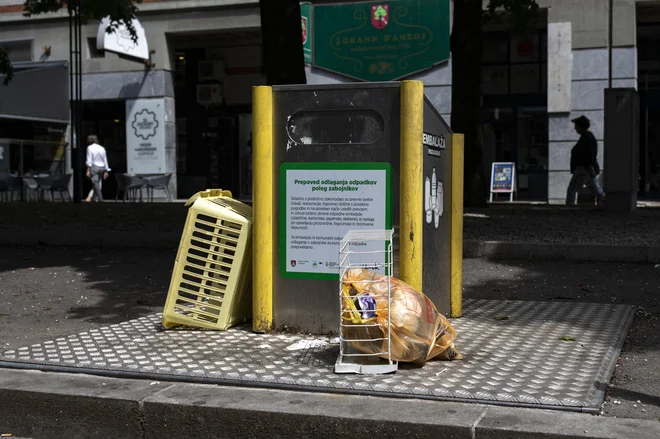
[23,0,144,43]
[0,0,144,85]
[484,0,540,36]
[560,336,577,342]
[494,315,509,321]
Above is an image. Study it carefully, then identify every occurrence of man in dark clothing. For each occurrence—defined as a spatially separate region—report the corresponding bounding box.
[566,115,605,205]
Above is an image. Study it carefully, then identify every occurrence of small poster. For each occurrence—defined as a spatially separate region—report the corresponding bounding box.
[490,162,516,202]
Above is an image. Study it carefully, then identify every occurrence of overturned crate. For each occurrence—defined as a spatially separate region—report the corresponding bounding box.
[162,189,253,330]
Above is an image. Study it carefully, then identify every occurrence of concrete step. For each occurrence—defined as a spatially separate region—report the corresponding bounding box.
[0,367,659,439]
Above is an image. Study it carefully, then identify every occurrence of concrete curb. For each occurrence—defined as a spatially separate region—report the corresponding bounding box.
[2,231,660,263]
[0,230,180,249]
[0,368,658,439]
[464,240,660,264]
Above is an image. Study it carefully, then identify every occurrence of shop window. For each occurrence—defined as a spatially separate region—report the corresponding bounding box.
[0,39,32,62]
[510,64,540,94]
[510,36,539,63]
[482,30,546,96]
[482,35,509,63]
[483,65,509,95]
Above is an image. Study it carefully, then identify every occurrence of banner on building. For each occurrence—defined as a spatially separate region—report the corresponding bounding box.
[97,17,150,61]
[312,0,450,82]
[301,2,313,64]
[126,98,166,175]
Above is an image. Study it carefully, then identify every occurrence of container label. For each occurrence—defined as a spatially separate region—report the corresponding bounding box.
[280,162,391,280]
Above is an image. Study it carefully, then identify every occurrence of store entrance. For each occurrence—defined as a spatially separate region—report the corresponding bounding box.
[172,29,264,200]
[482,103,549,201]
[639,92,660,199]
[82,101,126,200]
[637,6,660,199]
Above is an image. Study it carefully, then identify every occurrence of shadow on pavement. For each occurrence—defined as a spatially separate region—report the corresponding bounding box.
[462,258,660,419]
[0,246,176,350]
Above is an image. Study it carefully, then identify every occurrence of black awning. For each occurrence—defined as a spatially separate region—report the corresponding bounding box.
[0,61,69,124]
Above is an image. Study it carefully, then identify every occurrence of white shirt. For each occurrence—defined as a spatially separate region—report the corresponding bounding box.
[86,143,111,171]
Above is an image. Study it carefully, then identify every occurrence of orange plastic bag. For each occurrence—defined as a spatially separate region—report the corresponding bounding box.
[341,268,462,365]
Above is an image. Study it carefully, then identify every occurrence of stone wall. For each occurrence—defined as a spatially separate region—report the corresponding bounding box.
[547,48,637,204]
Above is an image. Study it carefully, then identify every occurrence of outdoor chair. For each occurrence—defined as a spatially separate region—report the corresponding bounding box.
[8,175,21,201]
[38,174,72,201]
[115,173,146,202]
[0,174,9,202]
[22,177,39,201]
[144,174,173,202]
[36,175,56,201]
[0,173,23,202]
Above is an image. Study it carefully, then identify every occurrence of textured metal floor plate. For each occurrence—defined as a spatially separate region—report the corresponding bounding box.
[0,299,634,412]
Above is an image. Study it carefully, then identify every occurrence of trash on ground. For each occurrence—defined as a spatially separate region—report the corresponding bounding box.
[340,268,462,365]
[560,335,577,341]
[494,315,509,321]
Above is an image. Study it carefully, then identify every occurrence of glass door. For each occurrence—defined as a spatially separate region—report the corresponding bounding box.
[515,106,548,201]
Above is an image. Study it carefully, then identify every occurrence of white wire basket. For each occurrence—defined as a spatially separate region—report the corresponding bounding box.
[335,229,398,375]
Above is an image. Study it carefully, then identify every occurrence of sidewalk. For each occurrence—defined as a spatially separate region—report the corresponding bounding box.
[1,248,660,438]
[2,204,660,262]
[2,368,659,439]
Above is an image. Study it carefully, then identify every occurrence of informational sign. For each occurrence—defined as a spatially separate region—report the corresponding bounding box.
[301,2,313,64]
[280,162,391,280]
[126,98,166,174]
[423,130,447,229]
[490,162,516,202]
[312,0,450,82]
[97,16,149,61]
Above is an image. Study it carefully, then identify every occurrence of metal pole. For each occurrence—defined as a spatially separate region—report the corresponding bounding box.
[608,0,613,89]
[76,0,83,203]
[68,0,83,203]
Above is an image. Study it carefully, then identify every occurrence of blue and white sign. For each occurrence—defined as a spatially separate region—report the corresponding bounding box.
[490,162,516,202]
[126,98,166,174]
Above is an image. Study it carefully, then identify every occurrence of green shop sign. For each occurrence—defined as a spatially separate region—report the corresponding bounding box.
[301,2,312,64]
[312,0,450,82]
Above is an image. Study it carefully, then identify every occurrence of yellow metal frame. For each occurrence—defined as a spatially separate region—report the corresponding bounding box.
[252,86,274,333]
[450,133,465,318]
[162,192,253,330]
[399,80,425,292]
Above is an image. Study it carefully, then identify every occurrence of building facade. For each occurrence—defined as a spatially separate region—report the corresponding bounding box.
[0,0,656,202]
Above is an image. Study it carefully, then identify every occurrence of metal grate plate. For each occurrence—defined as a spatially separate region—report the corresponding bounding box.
[0,300,634,412]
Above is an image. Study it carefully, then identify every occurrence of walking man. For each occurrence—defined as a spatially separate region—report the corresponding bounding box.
[85,135,110,202]
[566,116,605,206]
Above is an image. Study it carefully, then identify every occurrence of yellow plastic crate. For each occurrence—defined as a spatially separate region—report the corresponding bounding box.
[162,189,253,330]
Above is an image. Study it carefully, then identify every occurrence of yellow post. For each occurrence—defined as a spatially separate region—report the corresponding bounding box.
[252,86,274,333]
[399,80,424,292]
[450,133,464,318]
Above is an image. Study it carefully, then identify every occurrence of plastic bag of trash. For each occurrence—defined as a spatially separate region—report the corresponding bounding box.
[341,267,462,365]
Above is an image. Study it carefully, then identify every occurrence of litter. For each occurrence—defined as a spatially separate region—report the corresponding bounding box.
[340,267,462,365]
